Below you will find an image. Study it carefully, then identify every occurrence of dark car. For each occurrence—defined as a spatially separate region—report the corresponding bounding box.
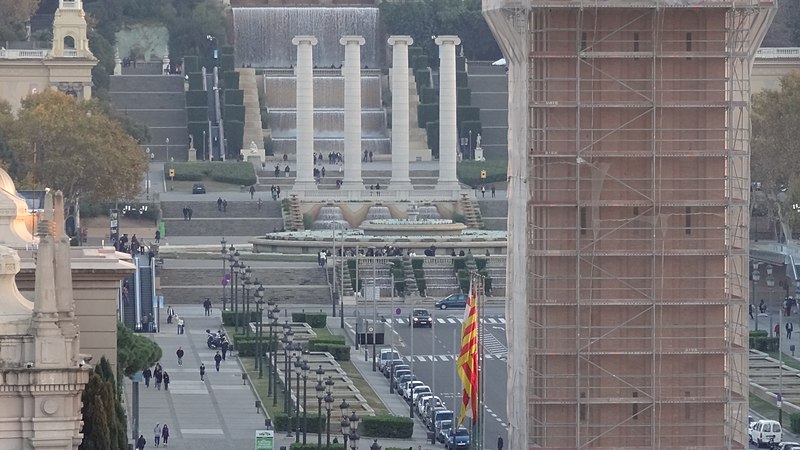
[447,426,470,450]
[192,183,206,194]
[435,293,468,310]
[410,308,433,327]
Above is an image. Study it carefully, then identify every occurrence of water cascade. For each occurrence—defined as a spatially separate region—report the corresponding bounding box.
[312,205,349,230]
[365,204,392,220]
[233,7,381,68]
[418,205,442,220]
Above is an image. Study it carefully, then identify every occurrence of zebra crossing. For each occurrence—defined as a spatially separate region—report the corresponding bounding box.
[387,316,506,326]
[401,353,507,362]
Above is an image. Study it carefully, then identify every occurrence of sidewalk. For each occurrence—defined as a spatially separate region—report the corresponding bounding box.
[124,306,268,450]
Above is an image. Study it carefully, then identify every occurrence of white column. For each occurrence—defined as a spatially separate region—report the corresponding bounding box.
[389,35,413,192]
[292,36,318,191]
[340,35,365,190]
[435,35,461,191]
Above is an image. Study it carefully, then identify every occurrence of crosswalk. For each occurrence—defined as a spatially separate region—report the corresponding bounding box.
[401,353,507,362]
[386,316,506,325]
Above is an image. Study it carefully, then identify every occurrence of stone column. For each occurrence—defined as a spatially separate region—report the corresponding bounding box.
[292,36,318,191]
[435,35,461,191]
[388,35,413,192]
[340,36,365,190]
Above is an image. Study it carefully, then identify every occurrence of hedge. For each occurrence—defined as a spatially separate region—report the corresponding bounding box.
[224,120,245,158]
[292,312,328,328]
[791,413,800,434]
[361,415,414,438]
[224,105,246,123]
[230,335,277,356]
[412,54,429,71]
[223,70,240,90]
[188,72,204,91]
[308,336,346,347]
[750,336,779,352]
[220,54,235,72]
[186,90,208,107]
[460,120,482,141]
[224,89,244,105]
[187,107,208,123]
[290,444,344,450]
[414,68,431,89]
[456,56,466,72]
[222,310,261,326]
[426,121,439,158]
[457,105,481,124]
[456,71,468,88]
[80,201,159,221]
[457,87,472,106]
[165,162,257,185]
[408,46,423,64]
[420,87,438,104]
[417,103,438,128]
[457,160,508,188]
[311,343,350,361]
[183,56,199,73]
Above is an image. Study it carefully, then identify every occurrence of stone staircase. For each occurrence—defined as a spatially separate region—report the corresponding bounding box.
[407,68,432,161]
[457,193,484,229]
[466,62,508,159]
[161,200,284,237]
[159,265,331,305]
[484,259,506,297]
[110,75,190,161]
[238,68,264,154]
[477,199,508,231]
[421,262,459,297]
[286,194,304,231]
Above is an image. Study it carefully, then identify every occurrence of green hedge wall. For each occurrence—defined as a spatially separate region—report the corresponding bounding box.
[414,68,431,89]
[460,120,482,141]
[186,90,208,107]
[412,54,429,71]
[187,122,208,149]
[417,103,438,129]
[291,312,328,328]
[224,120,244,158]
[408,46,423,64]
[188,73,204,91]
[457,87,472,106]
[224,105,246,123]
[230,334,277,356]
[220,45,235,55]
[308,336,346,347]
[791,413,800,434]
[183,56,199,73]
[223,71,240,90]
[224,89,244,105]
[750,335,779,352]
[310,343,350,361]
[420,87,438,104]
[187,107,208,123]
[457,105,481,124]
[456,71,468,88]
[222,310,261,326]
[361,415,414,438]
[220,55,235,72]
[166,162,257,185]
[426,121,439,158]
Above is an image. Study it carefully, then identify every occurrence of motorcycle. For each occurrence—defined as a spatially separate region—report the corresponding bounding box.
[206,329,227,349]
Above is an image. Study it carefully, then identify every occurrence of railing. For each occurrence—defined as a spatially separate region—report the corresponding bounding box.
[756,47,800,59]
[63,49,79,57]
[0,49,48,59]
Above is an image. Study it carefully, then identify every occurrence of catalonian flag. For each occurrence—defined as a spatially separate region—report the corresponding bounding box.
[457,278,479,426]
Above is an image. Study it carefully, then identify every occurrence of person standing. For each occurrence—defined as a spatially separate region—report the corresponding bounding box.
[481,185,486,198]
[221,338,229,360]
[775,322,781,338]
[153,424,161,447]
[178,317,185,335]
[161,424,170,446]
[187,207,193,220]
[491,184,496,198]
[154,367,163,390]
[163,372,170,391]
[200,363,206,381]
[143,367,152,388]
[497,435,504,450]
[749,303,754,320]
[214,351,222,372]
[250,185,256,199]
[787,321,794,340]
[222,199,228,212]
[217,197,223,211]
[154,229,161,243]
[136,434,147,450]
[176,347,184,366]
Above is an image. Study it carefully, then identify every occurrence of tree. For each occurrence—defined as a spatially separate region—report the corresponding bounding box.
[95,357,128,450]
[0,0,40,42]
[79,373,112,450]
[9,90,148,206]
[117,323,162,379]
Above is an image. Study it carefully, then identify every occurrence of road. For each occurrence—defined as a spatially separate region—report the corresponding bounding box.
[370,305,509,449]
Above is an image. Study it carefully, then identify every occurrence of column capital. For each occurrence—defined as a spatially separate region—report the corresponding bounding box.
[292,36,318,46]
[434,35,461,46]
[339,35,365,46]
[388,35,414,47]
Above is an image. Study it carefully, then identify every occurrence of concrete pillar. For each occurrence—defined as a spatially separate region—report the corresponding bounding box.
[435,35,461,191]
[340,35,365,190]
[388,35,413,192]
[292,36,318,191]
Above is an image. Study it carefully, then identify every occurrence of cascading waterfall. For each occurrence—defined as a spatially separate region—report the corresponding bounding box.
[365,205,392,220]
[418,206,442,220]
[313,206,350,230]
[233,7,381,68]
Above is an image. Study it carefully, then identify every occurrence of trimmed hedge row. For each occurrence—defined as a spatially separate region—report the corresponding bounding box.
[221,310,261,326]
[183,56,199,73]
[224,120,244,159]
[165,161,256,185]
[187,107,208,123]
[750,335,779,352]
[186,90,208,107]
[292,312,328,328]
[188,73,204,91]
[791,413,800,434]
[361,415,414,438]
[223,70,240,90]
[231,334,277,357]
[309,343,350,361]
[426,121,439,158]
[417,103,438,129]
[224,105,245,123]
[224,89,244,105]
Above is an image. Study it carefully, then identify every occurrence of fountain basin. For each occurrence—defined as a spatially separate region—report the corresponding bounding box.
[360,219,466,237]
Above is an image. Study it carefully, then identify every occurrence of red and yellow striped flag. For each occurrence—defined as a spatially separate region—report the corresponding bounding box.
[457,279,479,426]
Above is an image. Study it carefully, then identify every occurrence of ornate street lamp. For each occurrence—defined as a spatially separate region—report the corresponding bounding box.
[293,353,302,443]
[315,379,325,448]
[270,303,280,403]
[324,390,335,450]
[301,357,310,444]
[239,263,248,333]
[339,399,350,449]
[220,238,228,310]
[349,428,359,450]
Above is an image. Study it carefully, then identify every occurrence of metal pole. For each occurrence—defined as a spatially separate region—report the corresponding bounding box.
[229,262,235,316]
[340,246,346,328]
[390,273,395,394]
[318,397,323,449]
[780,304,784,425]
[332,226,337,318]
[272,330,278,407]
[372,259,377,372]
[410,296,414,418]
[326,409,331,450]
[222,254,227,311]
[255,305,260,372]
[303,376,308,444]
[267,319,272,388]
[296,368,301,443]
[284,349,290,413]
[132,380,140,446]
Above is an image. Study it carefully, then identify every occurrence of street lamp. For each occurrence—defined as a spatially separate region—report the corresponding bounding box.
[165,137,170,162]
[145,147,153,198]
[370,439,381,450]
[245,266,253,329]
[301,356,310,444]
[315,365,326,448]
[339,399,350,449]
[269,303,280,402]
[753,263,762,330]
[254,286,264,374]
[349,411,359,444]
[221,238,228,311]
[294,354,302,443]
[324,390,335,450]
[240,263,249,334]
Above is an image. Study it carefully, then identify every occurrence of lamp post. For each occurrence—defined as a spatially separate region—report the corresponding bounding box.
[145,148,153,198]
[753,263,761,330]
[294,354,302,443]
[270,304,280,401]
[316,365,326,448]
[240,264,249,334]
[340,399,350,450]
[165,137,170,163]
[348,411,360,450]
[245,265,253,319]
[220,238,228,311]
[254,285,264,373]
[324,390,334,450]
[301,356,310,444]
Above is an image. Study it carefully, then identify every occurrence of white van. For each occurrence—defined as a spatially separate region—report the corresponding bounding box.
[378,349,400,371]
[749,419,782,447]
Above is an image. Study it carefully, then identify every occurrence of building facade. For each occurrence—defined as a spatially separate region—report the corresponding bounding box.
[483,0,774,448]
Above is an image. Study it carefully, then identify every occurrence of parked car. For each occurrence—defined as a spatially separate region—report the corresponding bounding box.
[395,374,415,393]
[750,420,782,448]
[386,363,409,379]
[423,398,445,425]
[425,406,447,429]
[403,380,424,401]
[411,385,431,404]
[409,308,433,327]
[192,183,206,194]
[419,395,442,417]
[432,409,454,433]
[382,359,404,376]
[415,392,434,415]
[378,349,400,372]
[435,293,468,310]
[446,426,470,450]
[392,369,411,388]
[437,420,453,443]
[777,442,800,450]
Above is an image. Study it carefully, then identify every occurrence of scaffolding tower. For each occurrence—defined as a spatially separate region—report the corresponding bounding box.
[484,0,775,448]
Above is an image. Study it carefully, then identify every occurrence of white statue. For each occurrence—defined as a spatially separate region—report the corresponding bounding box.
[476,133,482,148]
[249,141,258,154]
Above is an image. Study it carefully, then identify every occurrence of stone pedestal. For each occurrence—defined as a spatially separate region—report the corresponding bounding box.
[340,36,365,190]
[435,36,461,191]
[292,36,318,192]
[389,36,414,193]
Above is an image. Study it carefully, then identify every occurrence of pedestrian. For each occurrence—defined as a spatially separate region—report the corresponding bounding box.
[143,367,152,388]
[787,322,794,340]
[200,363,206,381]
[222,199,228,212]
[154,369,163,391]
[182,206,188,221]
[154,229,161,243]
[363,149,368,162]
[775,322,781,338]
[284,165,290,177]
[258,198,263,209]
[368,150,373,162]
[217,197,223,211]
[136,434,147,450]
[749,303,754,320]
[187,207,193,220]
[214,351,222,371]
[163,372,170,391]
[154,423,161,447]
[276,186,281,198]
[178,317,185,335]
[321,166,326,177]
[250,185,256,199]
[491,184,496,198]
[161,424,170,446]
[497,435,504,450]
[176,347,184,366]
[221,338,229,360]
[760,299,767,313]
[481,185,486,198]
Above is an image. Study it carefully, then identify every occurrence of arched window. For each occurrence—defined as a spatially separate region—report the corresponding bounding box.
[63,36,75,49]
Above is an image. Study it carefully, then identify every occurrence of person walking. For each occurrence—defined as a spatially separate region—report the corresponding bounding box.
[163,372,170,391]
[143,367,152,388]
[481,185,486,198]
[153,423,161,447]
[203,298,212,316]
[136,434,147,450]
[176,347,184,366]
[497,435,504,450]
[749,303,754,320]
[221,338,229,360]
[775,322,781,338]
[250,185,256,199]
[214,351,222,372]
[222,199,228,212]
[154,368,163,390]
[760,299,767,313]
[161,424,170,446]
[154,229,161,243]
[491,184,496,198]
[787,322,794,340]
[178,317,185,335]
[200,363,206,381]
[187,207,193,220]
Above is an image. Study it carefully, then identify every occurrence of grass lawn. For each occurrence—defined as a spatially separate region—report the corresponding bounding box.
[457,159,508,187]
[241,357,288,421]
[750,392,781,424]
[766,351,800,371]
[170,179,248,193]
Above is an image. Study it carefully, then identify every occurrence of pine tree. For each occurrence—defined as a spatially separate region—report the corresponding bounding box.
[95,357,128,450]
[79,373,111,450]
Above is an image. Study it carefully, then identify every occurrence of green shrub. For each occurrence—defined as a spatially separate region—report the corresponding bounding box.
[360,415,414,438]
[311,343,350,361]
[224,89,244,105]
[260,107,269,129]
[457,268,469,293]
[308,336,345,346]
[415,68,431,89]
[188,73,204,90]
[457,160,508,187]
[750,336,779,352]
[452,214,466,225]
[420,87,438,104]
[460,120,482,141]
[230,335,277,356]
[223,71,240,90]
[412,54,429,71]
[750,330,768,338]
[457,105,480,123]
[224,120,244,158]
[220,55,235,72]
[408,46,423,64]
[417,103,438,129]
[187,107,208,123]
[303,213,313,230]
[292,312,328,328]
[457,87,472,106]
[222,310,261,326]
[186,90,208,107]
[224,105,245,122]
[426,121,439,158]
[791,413,800,434]
[272,413,326,434]
[456,71,468,87]
[166,162,257,185]
[475,258,487,271]
[183,56,199,73]
[456,56,466,72]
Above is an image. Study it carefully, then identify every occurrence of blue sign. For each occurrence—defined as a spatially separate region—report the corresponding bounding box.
[395,308,401,316]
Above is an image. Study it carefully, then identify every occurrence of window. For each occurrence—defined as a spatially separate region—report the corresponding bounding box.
[580,207,587,235]
[581,32,587,51]
[685,206,692,235]
[685,32,692,59]
[63,36,75,49]
[632,392,639,419]
[633,32,640,60]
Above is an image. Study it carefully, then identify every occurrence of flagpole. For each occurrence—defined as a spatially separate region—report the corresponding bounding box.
[479,273,486,450]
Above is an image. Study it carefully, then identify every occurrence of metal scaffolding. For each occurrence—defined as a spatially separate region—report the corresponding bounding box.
[485,0,774,448]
